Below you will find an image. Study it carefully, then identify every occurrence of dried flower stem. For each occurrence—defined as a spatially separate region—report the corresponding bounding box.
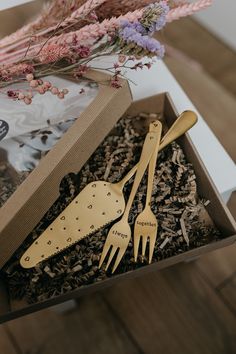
[0,8,144,66]
[0,0,213,105]
[48,9,144,47]
[62,0,108,27]
[167,0,213,22]
[0,0,84,49]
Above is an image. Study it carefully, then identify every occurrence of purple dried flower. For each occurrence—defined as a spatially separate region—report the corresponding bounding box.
[120,20,145,35]
[119,25,164,58]
[141,1,169,34]
[120,26,137,41]
[118,1,168,58]
[120,1,169,36]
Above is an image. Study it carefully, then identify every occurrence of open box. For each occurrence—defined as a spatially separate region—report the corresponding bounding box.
[0,92,236,324]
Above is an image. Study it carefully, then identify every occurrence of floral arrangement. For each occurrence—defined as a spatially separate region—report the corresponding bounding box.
[0,0,212,105]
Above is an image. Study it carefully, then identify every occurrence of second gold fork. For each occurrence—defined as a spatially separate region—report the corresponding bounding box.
[133,123,161,263]
[134,110,198,263]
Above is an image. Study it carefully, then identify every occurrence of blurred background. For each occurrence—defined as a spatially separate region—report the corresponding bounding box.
[0,1,235,354]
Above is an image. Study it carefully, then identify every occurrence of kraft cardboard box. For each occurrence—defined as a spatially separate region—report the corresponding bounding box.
[0,92,235,324]
[0,70,132,270]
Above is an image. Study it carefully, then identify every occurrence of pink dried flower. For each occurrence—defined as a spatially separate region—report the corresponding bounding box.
[46,9,144,48]
[18,92,25,99]
[57,92,65,99]
[144,62,152,69]
[51,87,59,95]
[118,54,127,63]
[44,81,51,87]
[75,45,91,58]
[7,90,18,99]
[12,63,34,75]
[1,0,107,55]
[43,81,52,89]
[23,64,34,74]
[27,92,33,99]
[97,0,162,19]
[131,62,144,70]
[37,44,70,64]
[61,0,108,28]
[110,77,122,88]
[88,10,98,21]
[0,73,10,82]
[4,7,146,61]
[0,1,58,47]
[26,73,34,81]
[167,0,213,22]
[74,64,90,77]
[0,0,69,48]
[113,62,120,69]
[30,80,38,88]
[1,63,34,78]
[24,97,32,105]
[37,86,45,94]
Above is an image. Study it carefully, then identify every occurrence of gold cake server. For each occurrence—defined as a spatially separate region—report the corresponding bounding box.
[20,122,157,269]
[20,111,197,268]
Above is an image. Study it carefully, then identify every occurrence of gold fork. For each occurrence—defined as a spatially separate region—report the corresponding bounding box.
[134,110,199,263]
[134,124,161,263]
[133,125,161,263]
[99,121,162,273]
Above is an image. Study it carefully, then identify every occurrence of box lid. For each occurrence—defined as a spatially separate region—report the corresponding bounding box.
[0,70,132,269]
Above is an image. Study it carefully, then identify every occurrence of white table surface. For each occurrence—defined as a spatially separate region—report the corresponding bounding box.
[127,61,236,203]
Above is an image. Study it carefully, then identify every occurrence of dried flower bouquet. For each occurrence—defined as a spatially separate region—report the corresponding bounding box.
[0,0,212,104]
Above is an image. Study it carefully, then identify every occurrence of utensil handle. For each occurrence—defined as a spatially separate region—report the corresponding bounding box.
[145,124,162,207]
[117,121,160,189]
[117,110,198,189]
[123,122,162,221]
[159,110,197,151]
[118,164,138,189]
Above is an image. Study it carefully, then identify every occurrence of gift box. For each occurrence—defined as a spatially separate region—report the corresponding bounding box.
[0,91,235,324]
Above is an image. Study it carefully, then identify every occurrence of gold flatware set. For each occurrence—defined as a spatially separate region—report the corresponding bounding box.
[21,111,198,272]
